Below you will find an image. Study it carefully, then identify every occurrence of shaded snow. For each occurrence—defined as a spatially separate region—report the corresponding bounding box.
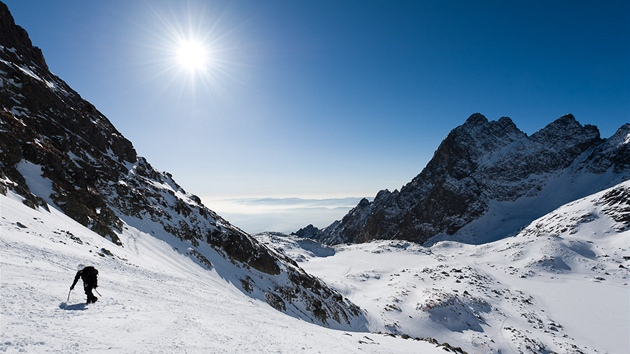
[15,160,54,206]
[429,169,625,245]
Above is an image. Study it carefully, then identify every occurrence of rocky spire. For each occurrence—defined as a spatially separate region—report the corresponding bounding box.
[0,1,48,70]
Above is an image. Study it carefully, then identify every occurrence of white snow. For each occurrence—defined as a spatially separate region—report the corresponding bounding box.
[260,181,630,353]
[0,192,444,353]
[2,162,628,353]
[15,160,55,206]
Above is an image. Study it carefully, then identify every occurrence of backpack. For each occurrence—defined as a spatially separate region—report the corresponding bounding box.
[81,266,98,286]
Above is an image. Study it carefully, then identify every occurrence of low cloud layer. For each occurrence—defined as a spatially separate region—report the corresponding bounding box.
[203,197,368,234]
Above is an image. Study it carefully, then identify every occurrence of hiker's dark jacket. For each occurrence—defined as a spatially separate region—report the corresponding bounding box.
[71,266,98,289]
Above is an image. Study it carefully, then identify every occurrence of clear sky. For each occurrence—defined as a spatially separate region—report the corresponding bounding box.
[4,0,629,232]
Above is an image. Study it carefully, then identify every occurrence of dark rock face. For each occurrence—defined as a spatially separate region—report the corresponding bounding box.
[0,2,135,244]
[598,183,630,230]
[315,113,629,245]
[0,1,366,330]
[292,224,320,238]
[0,3,47,71]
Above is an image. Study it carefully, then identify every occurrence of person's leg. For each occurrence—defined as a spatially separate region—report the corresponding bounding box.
[84,284,97,303]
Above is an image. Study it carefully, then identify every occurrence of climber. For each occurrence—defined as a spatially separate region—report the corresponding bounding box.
[70,264,99,304]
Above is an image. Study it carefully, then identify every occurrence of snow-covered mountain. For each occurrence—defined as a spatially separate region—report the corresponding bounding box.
[313,113,629,246]
[2,2,628,353]
[1,189,447,353]
[257,180,630,353]
[0,1,365,330]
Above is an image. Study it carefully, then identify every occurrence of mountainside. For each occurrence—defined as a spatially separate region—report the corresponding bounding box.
[314,113,630,245]
[258,180,630,353]
[1,189,447,353]
[0,1,366,329]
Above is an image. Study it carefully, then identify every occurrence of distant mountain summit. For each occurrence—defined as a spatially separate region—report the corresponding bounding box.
[313,113,629,245]
[0,1,366,330]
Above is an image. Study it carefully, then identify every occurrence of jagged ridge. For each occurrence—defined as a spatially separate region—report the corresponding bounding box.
[314,113,629,245]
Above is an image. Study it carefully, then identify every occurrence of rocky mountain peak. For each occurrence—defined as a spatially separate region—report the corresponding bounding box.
[609,123,630,149]
[532,113,600,145]
[313,114,629,246]
[0,2,47,71]
[459,114,521,139]
[463,112,488,126]
[415,115,526,184]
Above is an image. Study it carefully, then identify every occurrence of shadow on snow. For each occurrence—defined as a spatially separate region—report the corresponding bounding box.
[59,302,87,311]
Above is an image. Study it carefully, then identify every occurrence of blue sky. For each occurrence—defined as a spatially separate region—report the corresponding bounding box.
[4,0,629,232]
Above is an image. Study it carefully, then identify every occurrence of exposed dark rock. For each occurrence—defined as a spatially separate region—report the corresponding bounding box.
[292,224,320,238]
[0,2,48,70]
[598,183,630,230]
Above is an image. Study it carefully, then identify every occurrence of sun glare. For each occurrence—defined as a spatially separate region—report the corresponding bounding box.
[139,2,242,94]
[176,40,208,72]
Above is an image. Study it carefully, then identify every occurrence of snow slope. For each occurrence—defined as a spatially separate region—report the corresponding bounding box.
[259,181,630,353]
[0,191,446,354]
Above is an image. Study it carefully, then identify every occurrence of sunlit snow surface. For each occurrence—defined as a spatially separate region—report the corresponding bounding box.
[0,192,443,354]
[2,181,629,353]
[259,181,630,353]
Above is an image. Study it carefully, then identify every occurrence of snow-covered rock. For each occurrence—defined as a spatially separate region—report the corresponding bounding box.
[254,232,336,263]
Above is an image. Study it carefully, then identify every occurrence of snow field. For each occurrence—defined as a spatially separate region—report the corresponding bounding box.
[0,193,443,353]
[298,238,628,353]
[264,182,630,353]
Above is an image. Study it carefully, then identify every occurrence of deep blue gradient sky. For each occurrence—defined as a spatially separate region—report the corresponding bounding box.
[5,0,630,205]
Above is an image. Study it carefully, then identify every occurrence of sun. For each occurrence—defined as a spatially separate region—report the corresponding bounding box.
[176,39,209,72]
[138,2,242,92]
